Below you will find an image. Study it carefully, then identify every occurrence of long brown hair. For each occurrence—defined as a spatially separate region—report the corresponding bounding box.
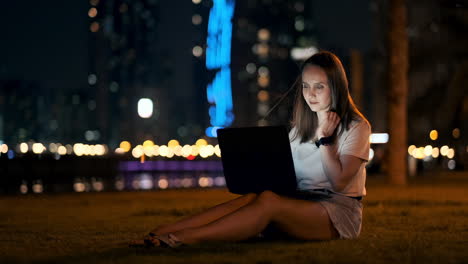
[290,51,369,143]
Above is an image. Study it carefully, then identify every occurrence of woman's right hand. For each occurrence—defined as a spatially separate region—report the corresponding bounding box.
[316,111,340,139]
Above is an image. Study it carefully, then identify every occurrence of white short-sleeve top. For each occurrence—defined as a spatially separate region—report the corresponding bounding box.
[289,119,371,197]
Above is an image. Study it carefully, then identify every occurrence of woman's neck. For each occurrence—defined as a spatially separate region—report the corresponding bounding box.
[316,111,327,125]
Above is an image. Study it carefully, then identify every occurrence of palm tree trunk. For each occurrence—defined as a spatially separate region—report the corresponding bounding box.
[387,0,408,185]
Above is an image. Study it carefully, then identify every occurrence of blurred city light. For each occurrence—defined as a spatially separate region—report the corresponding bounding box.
[294,16,305,31]
[19,181,28,194]
[447,148,455,159]
[49,143,58,153]
[65,144,73,155]
[432,147,440,158]
[137,98,153,118]
[198,177,211,187]
[448,160,456,170]
[291,46,318,60]
[158,145,169,157]
[120,141,131,152]
[423,145,433,156]
[369,148,374,161]
[191,145,200,156]
[429,130,438,140]
[370,133,389,144]
[452,128,460,139]
[74,181,86,192]
[115,178,125,191]
[246,63,257,74]
[440,146,449,156]
[214,144,221,157]
[257,90,269,102]
[32,143,46,154]
[90,22,100,32]
[139,174,154,190]
[151,145,160,156]
[142,146,152,157]
[0,144,8,154]
[143,140,154,147]
[205,126,222,137]
[173,145,183,156]
[196,139,208,147]
[408,145,416,155]
[192,14,202,25]
[257,28,270,41]
[192,46,203,57]
[168,139,180,148]
[88,7,98,18]
[257,75,269,87]
[90,0,99,6]
[158,177,169,189]
[132,145,143,158]
[32,181,43,194]
[205,0,235,136]
[19,143,28,153]
[57,146,67,155]
[181,144,192,157]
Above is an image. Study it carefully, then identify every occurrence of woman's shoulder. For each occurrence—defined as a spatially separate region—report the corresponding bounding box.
[348,118,371,132]
[340,118,371,140]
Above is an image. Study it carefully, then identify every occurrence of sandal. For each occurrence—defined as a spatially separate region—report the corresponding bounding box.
[129,232,183,248]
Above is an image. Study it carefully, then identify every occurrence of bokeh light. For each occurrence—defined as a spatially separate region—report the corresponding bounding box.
[429,130,438,140]
[447,148,455,159]
[88,7,98,18]
[431,147,439,158]
[168,139,180,148]
[137,98,153,118]
[452,128,460,139]
[440,146,449,156]
[0,144,8,154]
[20,143,28,153]
[32,143,46,154]
[408,145,416,155]
[120,141,131,152]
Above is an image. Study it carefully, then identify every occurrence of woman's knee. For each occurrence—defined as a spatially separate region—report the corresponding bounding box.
[256,190,280,205]
[245,192,258,200]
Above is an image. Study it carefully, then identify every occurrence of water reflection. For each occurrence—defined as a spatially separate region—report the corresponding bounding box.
[16,160,226,194]
[120,171,226,191]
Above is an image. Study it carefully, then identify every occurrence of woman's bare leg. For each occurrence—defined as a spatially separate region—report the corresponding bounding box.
[150,193,258,235]
[171,190,338,244]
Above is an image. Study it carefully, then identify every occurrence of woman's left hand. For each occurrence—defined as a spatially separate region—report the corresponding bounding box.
[317,111,341,138]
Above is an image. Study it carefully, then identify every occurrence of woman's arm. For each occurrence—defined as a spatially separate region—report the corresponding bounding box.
[319,145,364,192]
[316,112,369,193]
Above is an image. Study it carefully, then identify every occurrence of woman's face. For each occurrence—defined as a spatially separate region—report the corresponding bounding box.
[301,65,332,113]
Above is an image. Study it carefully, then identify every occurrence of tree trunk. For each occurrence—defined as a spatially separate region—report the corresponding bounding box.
[387,0,408,185]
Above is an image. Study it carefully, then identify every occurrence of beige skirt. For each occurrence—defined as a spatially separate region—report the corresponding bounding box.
[317,193,363,239]
[280,189,363,239]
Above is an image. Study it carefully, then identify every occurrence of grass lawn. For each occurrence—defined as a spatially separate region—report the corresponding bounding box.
[1,172,467,264]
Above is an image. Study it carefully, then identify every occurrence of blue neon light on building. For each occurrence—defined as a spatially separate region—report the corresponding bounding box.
[205,0,235,137]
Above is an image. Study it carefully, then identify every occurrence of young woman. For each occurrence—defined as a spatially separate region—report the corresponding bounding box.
[130,51,371,248]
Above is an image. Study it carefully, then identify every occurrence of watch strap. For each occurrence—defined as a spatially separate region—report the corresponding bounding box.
[315,136,334,147]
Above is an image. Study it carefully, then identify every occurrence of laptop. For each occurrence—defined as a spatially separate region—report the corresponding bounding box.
[216,126,298,195]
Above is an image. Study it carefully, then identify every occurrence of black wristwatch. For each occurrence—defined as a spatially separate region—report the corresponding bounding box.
[315,136,334,148]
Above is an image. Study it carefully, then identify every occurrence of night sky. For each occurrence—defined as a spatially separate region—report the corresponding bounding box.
[0,0,372,94]
[0,1,89,91]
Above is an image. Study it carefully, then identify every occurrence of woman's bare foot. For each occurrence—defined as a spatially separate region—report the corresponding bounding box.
[128,233,161,248]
